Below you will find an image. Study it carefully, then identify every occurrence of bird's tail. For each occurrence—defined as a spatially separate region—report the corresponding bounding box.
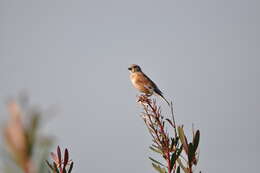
[158,94,170,106]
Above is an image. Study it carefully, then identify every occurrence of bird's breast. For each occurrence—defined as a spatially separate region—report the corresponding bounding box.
[130,73,152,94]
[130,73,138,84]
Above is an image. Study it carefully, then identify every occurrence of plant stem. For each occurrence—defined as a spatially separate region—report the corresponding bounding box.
[166,151,171,173]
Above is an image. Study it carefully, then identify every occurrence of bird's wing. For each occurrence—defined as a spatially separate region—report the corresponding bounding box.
[134,73,152,89]
[142,73,163,95]
[136,72,169,105]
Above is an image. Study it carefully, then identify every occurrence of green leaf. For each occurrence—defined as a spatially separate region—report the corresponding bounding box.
[170,145,183,170]
[176,166,180,173]
[193,130,200,152]
[188,143,195,165]
[149,157,165,167]
[170,153,177,170]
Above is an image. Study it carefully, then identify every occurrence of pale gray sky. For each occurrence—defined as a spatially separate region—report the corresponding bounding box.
[0,0,259,172]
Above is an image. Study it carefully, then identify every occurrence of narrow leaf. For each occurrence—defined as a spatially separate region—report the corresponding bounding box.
[68,162,74,173]
[170,145,182,170]
[170,153,177,170]
[149,157,165,167]
[166,118,174,127]
[149,146,163,154]
[193,130,200,152]
[178,126,188,154]
[152,163,167,173]
[188,143,195,164]
[57,146,62,164]
[176,166,180,173]
[64,149,69,163]
[45,160,54,170]
[170,138,175,150]
[63,149,69,168]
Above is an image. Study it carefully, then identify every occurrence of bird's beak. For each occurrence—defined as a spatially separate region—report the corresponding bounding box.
[128,67,132,70]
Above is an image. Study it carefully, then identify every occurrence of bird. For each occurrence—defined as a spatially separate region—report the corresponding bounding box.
[128,64,170,105]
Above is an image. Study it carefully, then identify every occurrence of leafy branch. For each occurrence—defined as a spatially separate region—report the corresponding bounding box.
[46,146,74,173]
[138,95,200,173]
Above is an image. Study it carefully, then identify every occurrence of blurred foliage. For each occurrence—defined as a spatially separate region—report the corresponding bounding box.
[0,94,54,173]
[138,95,200,173]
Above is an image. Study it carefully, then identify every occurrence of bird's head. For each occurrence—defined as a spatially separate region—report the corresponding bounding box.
[128,64,142,73]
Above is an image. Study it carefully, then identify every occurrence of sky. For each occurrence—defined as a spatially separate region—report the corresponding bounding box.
[0,0,259,172]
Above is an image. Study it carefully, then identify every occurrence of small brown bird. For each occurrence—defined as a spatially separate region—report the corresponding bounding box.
[128,64,170,105]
